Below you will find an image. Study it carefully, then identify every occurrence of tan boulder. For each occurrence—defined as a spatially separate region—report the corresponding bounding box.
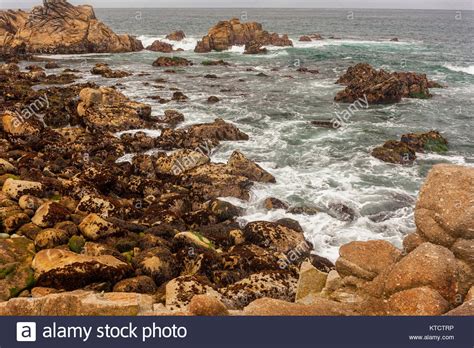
[77,87,153,132]
[32,249,131,290]
[76,194,115,217]
[34,228,69,249]
[165,275,221,310]
[3,212,30,233]
[18,195,44,211]
[227,150,275,183]
[1,112,40,137]
[243,297,356,316]
[2,178,44,200]
[336,240,401,280]
[0,158,16,174]
[31,201,70,227]
[155,149,210,175]
[384,243,460,304]
[113,276,157,294]
[386,287,450,315]
[78,213,120,240]
[295,261,328,301]
[0,290,153,316]
[415,164,474,243]
[189,294,229,316]
[444,299,474,316]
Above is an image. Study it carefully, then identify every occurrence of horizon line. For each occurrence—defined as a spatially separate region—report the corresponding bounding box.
[1,6,473,11]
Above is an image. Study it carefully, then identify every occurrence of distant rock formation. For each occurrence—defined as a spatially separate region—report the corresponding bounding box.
[165,30,186,41]
[194,18,293,53]
[0,0,143,55]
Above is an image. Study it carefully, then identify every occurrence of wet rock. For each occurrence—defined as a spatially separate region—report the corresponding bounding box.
[336,240,401,280]
[335,63,438,104]
[401,130,448,153]
[32,249,131,290]
[189,294,229,316]
[327,202,357,222]
[287,206,320,215]
[172,91,189,102]
[152,57,193,67]
[165,275,221,310]
[415,164,473,244]
[264,197,289,210]
[187,118,249,142]
[220,271,297,309]
[113,276,157,294]
[34,228,69,249]
[2,178,44,200]
[44,62,59,69]
[194,18,292,53]
[174,231,217,252]
[208,199,242,221]
[31,201,70,228]
[390,37,399,42]
[133,247,179,286]
[207,96,220,103]
[384,243,461,304]
[166,30,186,41]
[243,221,309,256]
[371,140,416,164]
[0,0,143,54]
[79,213,120,240]
[146,40,173,52]
[0,237,35,300]
[227,150,275,183]
[90,63,131,78]
[244,40,267,54]
[275,218,304,233]
[299,35,312,42]
[201,59,230,66]
[311,120,339,129]
[387,287,450,315]
[161,109,185,126]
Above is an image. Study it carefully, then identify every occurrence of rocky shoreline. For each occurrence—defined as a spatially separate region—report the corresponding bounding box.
[0,1,472,317]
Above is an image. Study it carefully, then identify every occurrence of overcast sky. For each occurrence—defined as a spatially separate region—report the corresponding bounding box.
[1,0,472,10]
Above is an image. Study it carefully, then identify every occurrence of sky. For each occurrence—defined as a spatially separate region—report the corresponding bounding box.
[0,0,472,10]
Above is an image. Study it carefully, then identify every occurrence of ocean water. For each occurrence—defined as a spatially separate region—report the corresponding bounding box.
[36,9,474,261]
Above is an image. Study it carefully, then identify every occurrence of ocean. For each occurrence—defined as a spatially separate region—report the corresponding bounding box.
[36,8,474,261]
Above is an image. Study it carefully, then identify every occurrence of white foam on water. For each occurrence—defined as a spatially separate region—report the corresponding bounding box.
[417,153,472,166]
[137,35,199,51]
[291,38,416,49]
[444,64,474,75]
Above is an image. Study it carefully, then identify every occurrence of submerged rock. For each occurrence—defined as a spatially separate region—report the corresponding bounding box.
[152,57,193,67]
[90,63,131,78]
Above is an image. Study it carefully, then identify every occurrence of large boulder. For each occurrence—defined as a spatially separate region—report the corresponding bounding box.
[32,249,132,290]
[166,30,186,41]
[194,18,292,53]
[2,178,44,200]
[227,150,275,183]
[0,237,35,300]
[31,201,70,228]
[415,164,474,245]
[146,40,173,52]
[384,243,461,304]
[386,287,450,315]
[0,0,143,54]
[335,240,401,280]
[77,87,154,132]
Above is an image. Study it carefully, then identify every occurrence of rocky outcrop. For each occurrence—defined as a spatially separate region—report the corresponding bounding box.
[90,63,131,78]
[194,18,292,53]
[335,63,441,104]
[372,131,448,164]
[152,57,193,67]
[166,30,186,41]
[146,40,173,53]
[77,87,155,132]
[0,0,143,55]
